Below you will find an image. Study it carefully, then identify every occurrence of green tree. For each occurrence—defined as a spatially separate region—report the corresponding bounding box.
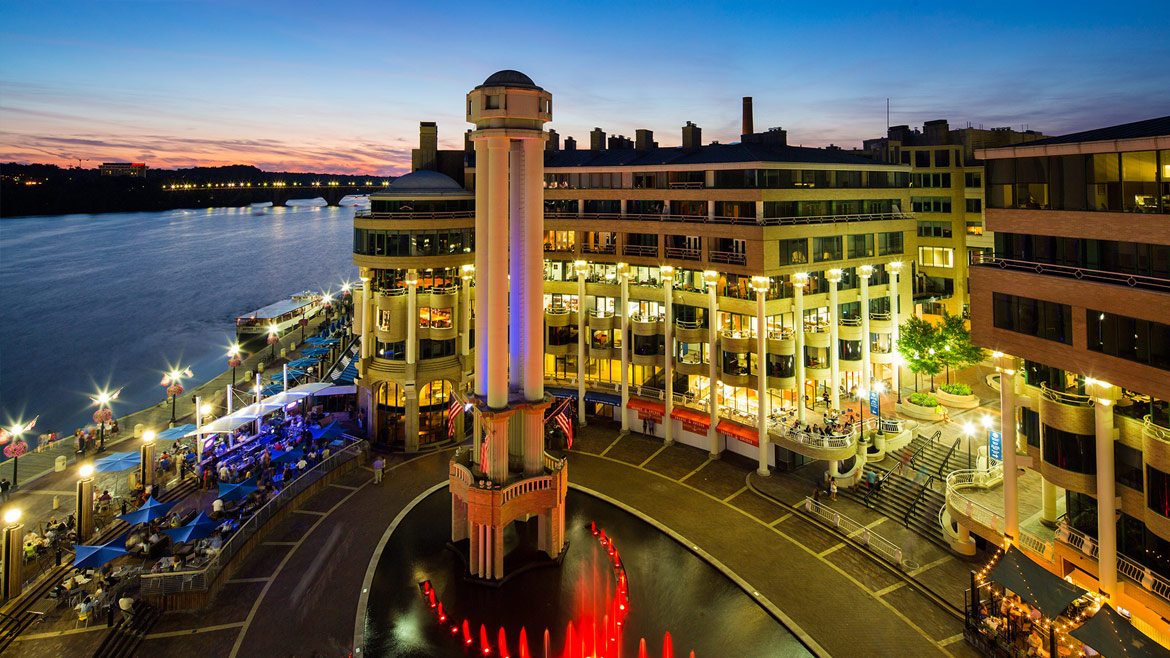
[896,315,943,392]
[937,311,985,385]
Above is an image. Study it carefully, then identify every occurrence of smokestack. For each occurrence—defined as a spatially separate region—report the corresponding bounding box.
[546,129,560,151]
[635,129,655,150]
[682,121,702,149]
[590,127,606,151]
[742,97,754,137]
[565,136,577,151]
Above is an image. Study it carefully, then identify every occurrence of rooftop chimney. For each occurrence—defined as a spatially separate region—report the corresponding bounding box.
[590,127,606,151]
[682,121,702,149]
[565,136,577,151]
[413,121,438,171]
[546,128,560,151]
[635,129,655,150]
[742,97,754,137]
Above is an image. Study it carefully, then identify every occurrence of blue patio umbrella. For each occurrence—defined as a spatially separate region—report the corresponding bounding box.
[117,496,176,525]
[310,421,345,441]
[269,369,306,382]
[303,336,327,345]
[287,357,320,368]
[156,424,196,441]
[272,449,304,465]
[162,512,218,542]
[301,347,330,357]
[261,383,284,397]
[95,451,140,473]
[218,479,258,503]
[73,539,128,569]
[319,338,340,345]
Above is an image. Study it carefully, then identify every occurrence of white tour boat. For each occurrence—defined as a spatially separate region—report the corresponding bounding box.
[235,292,322,340]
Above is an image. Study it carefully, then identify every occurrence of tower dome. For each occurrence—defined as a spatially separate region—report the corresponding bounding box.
[479,69,540,89]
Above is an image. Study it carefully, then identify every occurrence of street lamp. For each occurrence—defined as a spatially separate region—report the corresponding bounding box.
[89,387,121,452]
[227,343,243,389]
[162,367,193,425]
[1,420,33,488]
[141,429,156,491]
[77,463,96,541]
[1,507,24,601]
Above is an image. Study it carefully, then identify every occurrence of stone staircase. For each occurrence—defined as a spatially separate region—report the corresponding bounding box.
[91,599,162,658]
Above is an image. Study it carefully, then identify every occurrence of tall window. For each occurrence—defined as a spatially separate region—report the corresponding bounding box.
[848,233,874,258]
[779,238,808,265]
[992,293,1072,344]
[878,231,903,255]
[917,246,954,268]
[812,236,842,262]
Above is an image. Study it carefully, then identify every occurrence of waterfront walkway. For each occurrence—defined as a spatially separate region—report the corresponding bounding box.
[8,422,982,657]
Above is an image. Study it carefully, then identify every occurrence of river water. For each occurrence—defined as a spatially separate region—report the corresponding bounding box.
[0,206,358,441]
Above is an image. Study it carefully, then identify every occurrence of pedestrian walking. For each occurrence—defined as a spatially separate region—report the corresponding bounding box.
[372,456,385,484]
[829,480,838,501]
[0,478,10,502]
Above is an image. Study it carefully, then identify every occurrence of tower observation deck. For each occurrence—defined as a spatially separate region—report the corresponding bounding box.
[449,71,566,581]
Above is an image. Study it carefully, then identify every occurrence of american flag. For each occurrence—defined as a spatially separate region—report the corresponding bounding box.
[447,393,461,439]
[552,399,574,450]
[479,425,490,468]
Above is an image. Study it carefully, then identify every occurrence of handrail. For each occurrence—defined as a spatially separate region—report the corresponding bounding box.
[709,250,747,265]
[544,211,756,225]
[904,474,937,527]
[757,211,912,226]
[545,306,571,315]
[664,247,702,260]
[972,256,1170,293]
[720,329,756,340]
[802,497,904,565]
[870,312,892,321]
[581,244,616,254]
[629,313,664,323]
[1040,383,1094,407]
[769,418,854,450]
[675,319,704,329]
[622,244,659,257]
[376,286,408,297]
[1145,415,1170,442]
[937,437,961,478]
[804,322,830,334]
[587,309,614,318]
[945,467,1007,534]
[768,328,794,340]
[139,439,366,596]
[356,210,474,220]
[1056,523,1170,604]
[839,317,862,327]
[420,284,459,295]
[863,463,904,507]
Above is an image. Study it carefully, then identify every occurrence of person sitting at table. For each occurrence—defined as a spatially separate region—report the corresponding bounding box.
[212,498,224,516]
[77,594,97,616]
[296,457,308,471]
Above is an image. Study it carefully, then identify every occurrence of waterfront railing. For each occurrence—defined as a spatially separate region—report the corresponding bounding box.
[139,437,367,598]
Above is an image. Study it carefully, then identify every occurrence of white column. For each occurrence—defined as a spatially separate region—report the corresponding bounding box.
[406,270,418,365]
[859,265,873,386]
[888,262,903,401]
[793,273,807,424]
[486,137,510,409]
[827,269,842,410]
[509,140,526,391]
[1000,358,1019,541]
[576,262,587,424]
[663,267,675,446]
[620,265,630,432]
[460,268,472,358]
[705,271,720,457]
[225,384,233,415]
[359,275,372,360]
[473,140,490,398]
[754,278,769,476]
[522,138,545,402]
[1095,390,1118,598]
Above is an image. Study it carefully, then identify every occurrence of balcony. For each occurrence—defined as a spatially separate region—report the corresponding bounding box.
[544,211,757,225]
[664,246,702,261]
[674,320,707,343]
[768,417,856,461]
[623,244,659,258]
[709,250,747,266]
[971,254,1170,294]
[356,210,474,220]
[581,244,617,255]
[757,211,912,227]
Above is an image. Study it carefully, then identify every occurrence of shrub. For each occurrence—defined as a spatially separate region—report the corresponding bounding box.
[908,392,939,408]
[940,383,972,396]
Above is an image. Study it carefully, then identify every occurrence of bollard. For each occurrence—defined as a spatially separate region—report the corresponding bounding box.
[134,424,145,438]
[53,495,60,510]
[54,455,67,472]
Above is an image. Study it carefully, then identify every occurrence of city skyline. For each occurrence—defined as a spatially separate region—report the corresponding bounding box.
[1,0,1168,175]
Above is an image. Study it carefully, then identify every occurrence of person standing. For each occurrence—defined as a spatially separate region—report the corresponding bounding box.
[829,480,838,501]
[372,456,384,484]
[0,478,10,502]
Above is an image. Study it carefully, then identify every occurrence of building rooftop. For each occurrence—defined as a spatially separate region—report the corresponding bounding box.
[1021,115,1170,146]
[533,142,888,169]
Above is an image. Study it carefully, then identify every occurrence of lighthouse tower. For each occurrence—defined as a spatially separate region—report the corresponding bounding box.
[449,71,566,581]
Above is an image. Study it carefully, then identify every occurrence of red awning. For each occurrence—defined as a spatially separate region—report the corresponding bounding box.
[670,406,711,433]
[717,419,759,446]
[626,397,665,421]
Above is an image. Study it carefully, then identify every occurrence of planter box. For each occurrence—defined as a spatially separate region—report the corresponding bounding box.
[936,389,980,409]
[897,400,943,421]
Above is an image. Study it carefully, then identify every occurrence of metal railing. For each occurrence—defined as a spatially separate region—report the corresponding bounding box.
[545,306,571,315]
[870,312,892,321]
[767,328,794,340]
[839,317,862,327]
[803,497,904,565]
[757,211,912,227]
[586,309,614,318]
[623,244,659,257]
[675,319,704,330]
[1039,383,1094,407]
[709,250,747,266]
[1145,415,1170,442]
[1057,524,1170,604]
[972,255,1170,293]
[139,438,367,596]
[905,474,937,526]
[544,211,756,225]
[769,418,855,450]
[355,210,474,220]
[664,247,702,260]
[581,244,616,254]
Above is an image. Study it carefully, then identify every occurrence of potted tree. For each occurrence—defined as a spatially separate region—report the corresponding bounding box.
[936,312,984,408]
[895,316,945,420]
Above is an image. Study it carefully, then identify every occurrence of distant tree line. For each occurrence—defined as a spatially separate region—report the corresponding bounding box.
[0,163,388,217]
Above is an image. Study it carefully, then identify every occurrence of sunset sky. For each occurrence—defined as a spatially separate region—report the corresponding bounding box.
[1,0,1167,176]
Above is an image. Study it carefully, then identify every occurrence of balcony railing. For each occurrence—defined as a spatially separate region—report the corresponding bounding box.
[770,418,855,450]
[675,319,704,330]
[1057,524,1170,605]
[972,255,1170,293]
[1040,383,1095,407]
[839,317,862,327]
[667,181,705,189]
[756,211,912,227]
[356,210,474,220]
[664,247,702,260]
[581,244,617,254]
[709,250,747,266]
[623,244,659,257]
[870,312,892,321]
[1146,415,1170,443]
[544,211,756,225]
[545,306,571,315]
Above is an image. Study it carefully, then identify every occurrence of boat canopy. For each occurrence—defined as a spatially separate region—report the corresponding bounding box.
[238,297,313,321]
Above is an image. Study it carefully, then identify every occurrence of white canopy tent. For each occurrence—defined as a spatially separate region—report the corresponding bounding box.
[185,382,334,437]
